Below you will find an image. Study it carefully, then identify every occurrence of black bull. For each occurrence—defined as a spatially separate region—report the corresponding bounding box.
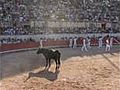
[36,48,61,70]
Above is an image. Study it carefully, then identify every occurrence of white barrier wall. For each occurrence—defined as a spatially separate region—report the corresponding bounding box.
[0,33,120,41]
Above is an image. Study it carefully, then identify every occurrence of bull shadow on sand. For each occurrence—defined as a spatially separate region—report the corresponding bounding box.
[24,69,60,82]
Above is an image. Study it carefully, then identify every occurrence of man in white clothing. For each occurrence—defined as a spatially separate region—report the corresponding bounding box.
[69,37,73,48]
[98,36,103,48]
[87,37,91,49]
[110,36,113,48]
[81,38,88,51]
[40,38,43,48]
[105,38,110,51]
[73,37,77,48]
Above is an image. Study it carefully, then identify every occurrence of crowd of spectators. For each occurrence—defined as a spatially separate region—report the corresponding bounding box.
[28,0,120,34]
[0,0,30,35]
[0,0,120,35]
[0,37,35,45]
[29,0,120,22]
[47,27,119,34]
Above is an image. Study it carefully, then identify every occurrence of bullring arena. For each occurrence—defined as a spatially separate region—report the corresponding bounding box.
[0,0,120,90]
[0,36,120,90]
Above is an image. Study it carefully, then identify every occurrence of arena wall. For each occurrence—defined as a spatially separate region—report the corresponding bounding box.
[0,33,120,53]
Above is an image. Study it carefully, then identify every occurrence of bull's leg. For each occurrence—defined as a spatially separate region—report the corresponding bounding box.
[44,59,49,70]
[48,59,51,70]
[57,58,61,69]
[55,59,58,71]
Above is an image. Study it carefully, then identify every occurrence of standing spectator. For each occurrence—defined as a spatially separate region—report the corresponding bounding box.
[98,36,103,48]
[81,38,88,52]
[39,38,43,48]
[105,38,110,51]
[87,36,91,49]
[110,36,113,48]
[73,37,77,48]
[69,37,73,48]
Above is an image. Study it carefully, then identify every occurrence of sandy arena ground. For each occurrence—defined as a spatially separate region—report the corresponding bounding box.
[0,45,120,90]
